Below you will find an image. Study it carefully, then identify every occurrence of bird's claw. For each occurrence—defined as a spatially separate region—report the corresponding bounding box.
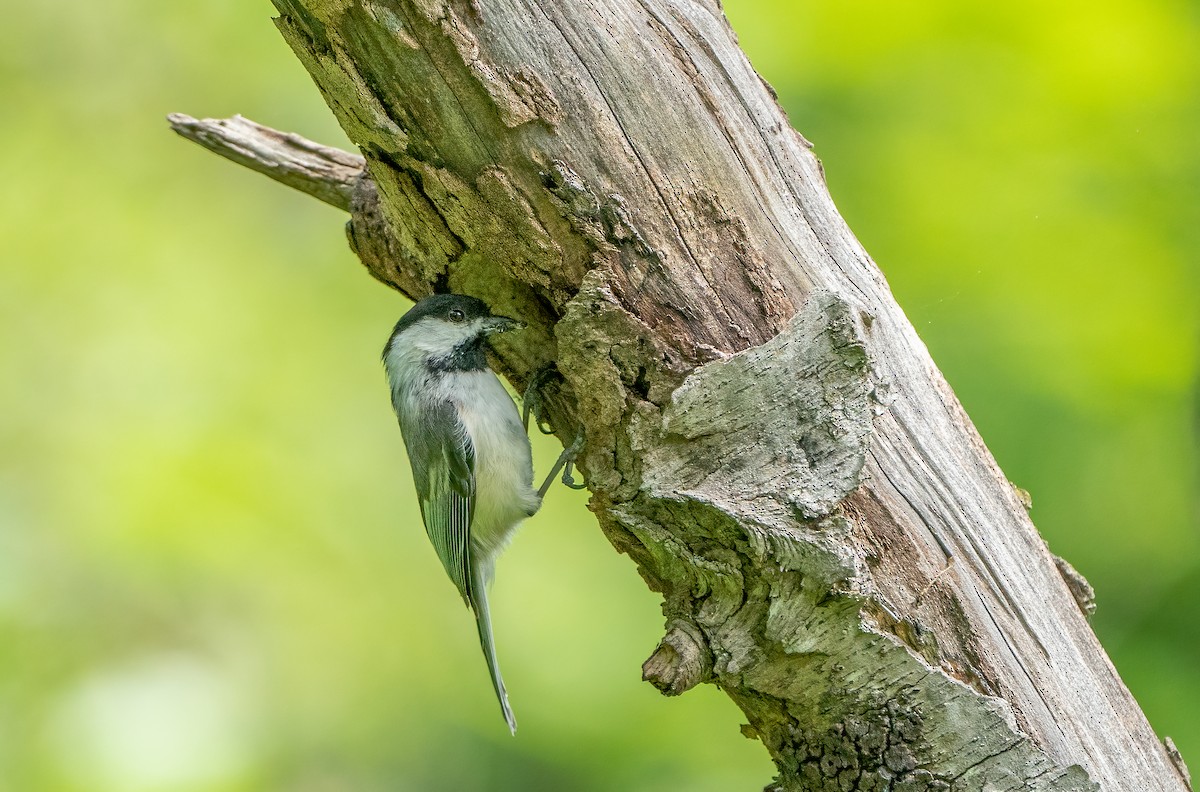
[538,427,587,498]
[559,431,587,490]
[521,365,557,435]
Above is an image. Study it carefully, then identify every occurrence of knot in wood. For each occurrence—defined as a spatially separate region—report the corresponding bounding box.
[1052,553,1097,618]
[642,621,710,696]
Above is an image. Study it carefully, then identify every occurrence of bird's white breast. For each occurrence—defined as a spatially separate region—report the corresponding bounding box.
[448,369,539,548]
[385,341,539,560]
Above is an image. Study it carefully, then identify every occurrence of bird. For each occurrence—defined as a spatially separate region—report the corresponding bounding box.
[381,293,580,734]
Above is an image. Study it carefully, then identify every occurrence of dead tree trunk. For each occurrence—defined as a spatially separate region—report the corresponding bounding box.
[172,1,1192,789]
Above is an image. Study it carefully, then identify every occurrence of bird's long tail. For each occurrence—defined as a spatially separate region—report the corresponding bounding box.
[471,563,517,734]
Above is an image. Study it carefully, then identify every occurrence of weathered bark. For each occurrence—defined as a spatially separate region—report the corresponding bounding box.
[173,1,1192,789]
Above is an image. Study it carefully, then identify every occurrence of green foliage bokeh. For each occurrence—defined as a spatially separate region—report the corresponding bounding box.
[1,0,1195,789]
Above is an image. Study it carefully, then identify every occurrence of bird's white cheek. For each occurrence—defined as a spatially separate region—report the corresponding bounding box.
[401,318,477,358]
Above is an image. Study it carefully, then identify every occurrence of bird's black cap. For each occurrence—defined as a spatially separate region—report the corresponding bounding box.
[390,294,495,338]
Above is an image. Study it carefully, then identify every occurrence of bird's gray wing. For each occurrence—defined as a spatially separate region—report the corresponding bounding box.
[398,396,516,732]
[401,399,475,604]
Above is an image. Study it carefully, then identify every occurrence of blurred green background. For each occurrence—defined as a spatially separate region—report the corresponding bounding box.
[1,0,1196,789]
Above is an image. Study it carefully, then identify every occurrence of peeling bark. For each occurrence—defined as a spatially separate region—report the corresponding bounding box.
[173,0,1190,788]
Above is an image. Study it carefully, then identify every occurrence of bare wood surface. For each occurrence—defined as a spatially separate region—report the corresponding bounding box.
[168,112,364,210]
[173,0,1192,788]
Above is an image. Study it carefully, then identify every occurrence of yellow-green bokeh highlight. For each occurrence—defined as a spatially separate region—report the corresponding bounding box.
[1,0,1196,789]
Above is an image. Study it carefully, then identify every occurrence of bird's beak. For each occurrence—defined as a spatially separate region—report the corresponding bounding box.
[483,315,523,335]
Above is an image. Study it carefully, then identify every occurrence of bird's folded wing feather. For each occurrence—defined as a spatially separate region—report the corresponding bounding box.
[404,400,476,605]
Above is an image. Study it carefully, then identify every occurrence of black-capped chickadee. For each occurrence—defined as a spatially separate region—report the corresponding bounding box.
[382,293,578,734]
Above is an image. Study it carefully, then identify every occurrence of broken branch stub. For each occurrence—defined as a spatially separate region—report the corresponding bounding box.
[168,113,364,210]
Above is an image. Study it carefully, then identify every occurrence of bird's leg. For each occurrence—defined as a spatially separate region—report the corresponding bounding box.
[538,429,587,498]
[523,364,587,495]
[521,365,556,436]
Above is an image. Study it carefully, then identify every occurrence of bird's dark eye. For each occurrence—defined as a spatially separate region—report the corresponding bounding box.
[448,308,466,323]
